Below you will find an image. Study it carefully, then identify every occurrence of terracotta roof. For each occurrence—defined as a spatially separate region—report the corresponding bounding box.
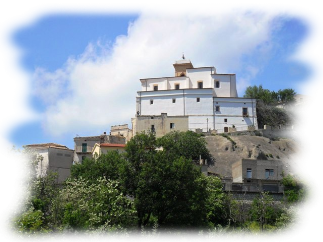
[100,143,126,148]
[24,143,70,150]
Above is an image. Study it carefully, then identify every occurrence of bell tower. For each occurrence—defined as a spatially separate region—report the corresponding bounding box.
[173,54,193,77]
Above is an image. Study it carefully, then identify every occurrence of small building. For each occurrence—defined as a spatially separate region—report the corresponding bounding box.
[92,143,126,158]
[225,159,286,193]
[74,132,126,163]
[110,124,133,142]
[131,113,189,137]
[24,143,74,184]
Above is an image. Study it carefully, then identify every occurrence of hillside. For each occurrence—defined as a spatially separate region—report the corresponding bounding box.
[205,100,323,176]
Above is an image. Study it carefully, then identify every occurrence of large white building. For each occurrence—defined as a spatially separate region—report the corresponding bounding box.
[133,57,257,135]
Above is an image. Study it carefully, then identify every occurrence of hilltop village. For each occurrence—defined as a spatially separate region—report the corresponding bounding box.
[25,56,299,194]
[0,56,323,242]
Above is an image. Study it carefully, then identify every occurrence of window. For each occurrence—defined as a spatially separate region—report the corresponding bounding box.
[57,153,63,156]
[215,81,220,88]
[82,143,87,153]
[197,97,200,102]
[153,85,158,91]
[215,106,220,112]
[198,81,203,89]
[172,98,176,103]
[224,127,228,133]
[175,84,180,90]
[151,125,155,132]
[265,169,274,179]
[242,107,248,117]
[246,168,252,179]
[170,123,175,129]
[150,99,154,105]
[151,117,154,119]
[224,118,227,122]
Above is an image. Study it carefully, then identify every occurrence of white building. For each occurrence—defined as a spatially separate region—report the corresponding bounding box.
[24,143,74,184]
[133,57,257,134]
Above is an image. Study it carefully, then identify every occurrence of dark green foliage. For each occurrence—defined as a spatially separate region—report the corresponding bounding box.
[315,89,323,115]
[71,150,125,183]
[244,85,296,105]
[124,131,210,228]
[272,107,287,115]
[157,131,213,163]
[281,174,305,203]
[244,85,277,105]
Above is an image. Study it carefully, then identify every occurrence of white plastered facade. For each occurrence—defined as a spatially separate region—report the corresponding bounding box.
[135,58,257,134]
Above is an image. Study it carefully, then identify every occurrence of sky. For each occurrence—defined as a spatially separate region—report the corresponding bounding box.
[1,1,323,242]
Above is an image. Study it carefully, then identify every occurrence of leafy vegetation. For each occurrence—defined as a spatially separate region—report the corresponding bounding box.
[14,131,301,234]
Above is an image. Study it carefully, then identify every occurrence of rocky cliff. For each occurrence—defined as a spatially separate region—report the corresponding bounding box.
[205,103,323,176]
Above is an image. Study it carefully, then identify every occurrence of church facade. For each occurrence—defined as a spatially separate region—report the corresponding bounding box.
[132,57,257,136]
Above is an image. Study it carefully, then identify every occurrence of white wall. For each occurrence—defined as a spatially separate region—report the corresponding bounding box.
[36,149,49,177]
[212,74,237,97]
[187,68,214,88]
[138,89,214,116]
[213,97,258,132]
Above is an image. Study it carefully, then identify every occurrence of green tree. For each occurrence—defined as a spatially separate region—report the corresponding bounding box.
[249,192,279,231]
[281,174,305,203]
[315,89,323,115]
[71,150,126,184]
[244,85,277,105]
[204,176,227,227]
[123,131,209,229]
[278,88,296,104]
[0,211,56,242]
[52,177,136,231]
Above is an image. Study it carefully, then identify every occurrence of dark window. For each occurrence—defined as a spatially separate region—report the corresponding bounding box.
[151,125,155,132]
[198,82,203,89]
[265,169,274,179]
[197,97,200,102]
[170,123,175,129]
[150,99,153,105]
[215,106,220,112]
[172,98,176,103]
[215,81,220,88]
[224,127,228,132]
[224,118,227,122]
[243,107,248,116]
[175,84,180,90]
[151,117,154,119]
[154,85,158,91]
[246,168,252,178]
[82,143,87,153]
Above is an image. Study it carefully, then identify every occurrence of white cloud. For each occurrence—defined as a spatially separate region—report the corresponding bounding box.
[0,135,13,153]
[285,1,323,21]
[281,43,323,82]
[36,12,277,136]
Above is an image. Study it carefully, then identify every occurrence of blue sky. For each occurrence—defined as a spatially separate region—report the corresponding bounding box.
[9,13,309,149]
